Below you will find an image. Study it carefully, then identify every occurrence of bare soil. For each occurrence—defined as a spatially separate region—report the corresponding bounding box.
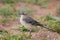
[0,1,60,40]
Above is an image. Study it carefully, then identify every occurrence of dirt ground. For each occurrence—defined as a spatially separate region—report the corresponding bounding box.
[0,1,60,40]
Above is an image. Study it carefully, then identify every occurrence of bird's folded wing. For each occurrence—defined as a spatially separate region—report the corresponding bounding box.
[23,16,44,26]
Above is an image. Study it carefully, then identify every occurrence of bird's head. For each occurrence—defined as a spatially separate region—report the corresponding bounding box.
[20,12,27,18]
[20,12,27,15]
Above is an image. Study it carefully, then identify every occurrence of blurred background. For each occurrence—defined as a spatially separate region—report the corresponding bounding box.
[0,0,60,40]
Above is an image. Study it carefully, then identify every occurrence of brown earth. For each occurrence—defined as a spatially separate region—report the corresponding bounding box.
[0,1,60,40]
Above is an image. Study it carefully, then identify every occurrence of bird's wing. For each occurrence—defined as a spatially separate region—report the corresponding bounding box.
[23,16,44,26]
[23,16,56,32]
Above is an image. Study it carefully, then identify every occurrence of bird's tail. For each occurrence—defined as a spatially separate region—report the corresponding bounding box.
[40,24,56,32]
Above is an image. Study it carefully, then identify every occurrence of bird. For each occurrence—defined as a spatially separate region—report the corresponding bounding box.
[20,12,55,33]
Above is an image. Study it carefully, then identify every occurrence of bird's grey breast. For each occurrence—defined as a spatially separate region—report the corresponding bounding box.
[20,15,32,29]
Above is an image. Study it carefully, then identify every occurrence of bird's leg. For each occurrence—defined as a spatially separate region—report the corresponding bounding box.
[30,29,32,34]
[29,25,32,34]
